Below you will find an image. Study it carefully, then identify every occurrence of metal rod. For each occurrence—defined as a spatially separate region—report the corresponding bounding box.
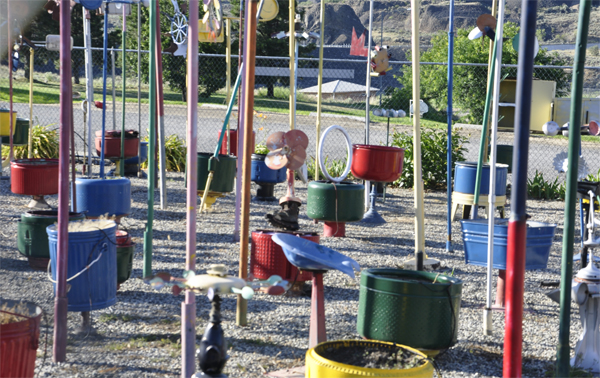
[411,0,425,271]
[28,47,34,158]
[237,0,258,327]
[289,0,295,131]
[182,0,199,375]
[234,0,245,242]
[112,48,116,132]
[484,0,505,336]
[84,8,93,176]
[482,0,499,163]
[100,5,109,177]
[315,0,325,181]
[226,19,232,155]
[214,64,244,157]
[446,0,455,253]
[143,0,158,279]
[8,0,13,162]
[53,0,72,362]
[556,1,591,376]
[120,8,127,177]
[155,0,167,208]
[364,0,374,211]
[137,2,142,178]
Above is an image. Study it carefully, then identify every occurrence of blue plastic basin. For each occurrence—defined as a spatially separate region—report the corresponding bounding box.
[74,177,131,218]
[453,162,508,196]
[460,218,557,270]
[251,154,286,184]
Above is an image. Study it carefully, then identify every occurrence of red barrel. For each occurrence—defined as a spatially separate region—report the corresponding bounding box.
[95,130,139,158]
[11,159,59,195]
[351,144,405,183]
[218,129,255,157]
[251,230,318,282]
[0,300,42,378]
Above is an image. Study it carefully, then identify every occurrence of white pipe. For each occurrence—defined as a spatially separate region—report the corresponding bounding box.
[364,0,374,210]
[83,9,93,176]
[484,0,505,336]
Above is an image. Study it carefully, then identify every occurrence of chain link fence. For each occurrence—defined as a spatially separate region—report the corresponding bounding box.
[2,44,600,183]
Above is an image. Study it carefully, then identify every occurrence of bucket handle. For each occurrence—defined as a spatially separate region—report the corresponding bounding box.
[47,243,107,284]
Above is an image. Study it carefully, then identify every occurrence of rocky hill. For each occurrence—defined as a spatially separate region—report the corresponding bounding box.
[297,0,600,46]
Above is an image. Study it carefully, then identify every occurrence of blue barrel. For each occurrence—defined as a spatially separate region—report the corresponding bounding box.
[47,220,118,312]
[453,162,508,196]
[75,177,131,218]
[123,141,148,165]
[251,154,286,184]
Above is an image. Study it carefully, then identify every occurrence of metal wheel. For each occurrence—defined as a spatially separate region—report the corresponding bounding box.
[170,11,188,45]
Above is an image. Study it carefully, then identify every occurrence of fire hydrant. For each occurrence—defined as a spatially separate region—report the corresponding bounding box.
[571,261,600,374]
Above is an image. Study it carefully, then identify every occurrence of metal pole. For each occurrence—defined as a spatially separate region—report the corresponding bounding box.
[83,8,93,176]
[484,0,505,336]
[364,0,374,209]
[8,0,13,162]
[446,0,455,253]
[137,2,142,178]
[112,48,116,132]
[234,0,245,242]
[237,0,258,327]
[53,0,72,362]
[315,0,325,181]
[143,0,158,278]
[100,5,109,178]
[411,0,425,271]
[556,1,591,376]
[503,1,538,376]
[120,8,127,177]
[155,0,167,208]
[289,0,295,130]
[483,0,498,163]
[28,47,34,158]
[182,1,199,375]
[226,19,232,155]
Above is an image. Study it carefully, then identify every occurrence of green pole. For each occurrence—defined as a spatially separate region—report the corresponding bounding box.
[120,9,127,177]
[472,38,498,218]
[143,0,157,278]
[556,1,591,375]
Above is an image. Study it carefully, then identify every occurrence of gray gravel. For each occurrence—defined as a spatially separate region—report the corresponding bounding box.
[0,167,594,378]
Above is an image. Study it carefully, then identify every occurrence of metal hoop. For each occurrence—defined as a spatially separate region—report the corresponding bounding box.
[171,12,188,45]
[318,125,352,183]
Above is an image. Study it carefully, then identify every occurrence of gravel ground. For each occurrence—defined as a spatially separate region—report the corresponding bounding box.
[0,168,595,378]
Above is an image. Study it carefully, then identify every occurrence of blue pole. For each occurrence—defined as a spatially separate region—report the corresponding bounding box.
[446,0,455,252]
[100,6,109,178]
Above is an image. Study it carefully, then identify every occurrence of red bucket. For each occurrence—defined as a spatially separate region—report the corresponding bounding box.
[0,300,42,378]
[351,144,405,183]
[10,159,59,196]
[218,129,255,157]
[95,130,139,159]
[116,230,132,247]
[250,230,318,282]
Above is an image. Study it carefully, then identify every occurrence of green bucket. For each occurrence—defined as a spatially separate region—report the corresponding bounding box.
[491,145,513,174]
[116,245,134,285]
[306,181,364,222]
[357,268,462,351]
[196,153,237,193]
[2,118,30,145]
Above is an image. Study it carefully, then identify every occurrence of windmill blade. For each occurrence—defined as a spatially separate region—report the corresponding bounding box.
[287,146,306,170]
[265,149,288,170]
[284,130,308,150]
[266,131,286,150]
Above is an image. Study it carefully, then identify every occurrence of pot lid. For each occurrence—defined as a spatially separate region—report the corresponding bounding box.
[575,260,600,282]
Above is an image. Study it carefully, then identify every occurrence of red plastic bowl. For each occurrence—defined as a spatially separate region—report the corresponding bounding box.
[351,144,405,183]
[116,230,132,247]
[10,159,59,196]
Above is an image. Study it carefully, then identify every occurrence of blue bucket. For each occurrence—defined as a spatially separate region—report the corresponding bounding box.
[453,162,508,196]
[460,218,557,270]
[74,177,131,218]
[251,154,286,184]
[47,220,118,312]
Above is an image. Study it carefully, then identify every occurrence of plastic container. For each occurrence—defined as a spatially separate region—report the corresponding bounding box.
[95,130,139,158]
[0,108,17,136]
[351,144,405,183]
[357,269,462,351]
[251,154,286,184]
[0,299,42,378]
[47,220,118,312]
[74,177,131,218]
[250,230,316,282]
[10,159,59,196]
[460,218,557,270]
[116,230,134,285]
[305,340,433,378]
[196,152,237,193]
[1,118,29,145]
[17,210,86,270]
[217,129,255,156]
[306,181,364,223]
[453,162,508,196]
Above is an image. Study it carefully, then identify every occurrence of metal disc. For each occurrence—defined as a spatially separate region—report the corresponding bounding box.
[266,131,286,150]
[265,150,288,170]
[287,146,306,170]
[259,0,279,22]
[589,120,600,136]
[476,14,496,33]
[284,130,309,150]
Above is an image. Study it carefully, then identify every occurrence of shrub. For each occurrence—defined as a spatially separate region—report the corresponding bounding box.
[390,127,469,190]
[527,171,565,200]
[141,134,186,172]
[305,155,355,182]
[1,123,59,160]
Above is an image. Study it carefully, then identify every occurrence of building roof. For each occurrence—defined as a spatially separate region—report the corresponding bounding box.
[300,80,379,94]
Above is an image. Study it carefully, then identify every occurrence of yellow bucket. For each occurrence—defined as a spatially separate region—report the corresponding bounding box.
[305,340,434,378]
[0,109,17,137]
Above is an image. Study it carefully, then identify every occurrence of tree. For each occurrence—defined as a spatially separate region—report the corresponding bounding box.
[229,0,315,98]
[384,22,569,124]
[125,0,226,101]
[19,4,121,83]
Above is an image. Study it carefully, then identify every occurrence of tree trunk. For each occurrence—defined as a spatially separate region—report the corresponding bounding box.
[267,83,275,98]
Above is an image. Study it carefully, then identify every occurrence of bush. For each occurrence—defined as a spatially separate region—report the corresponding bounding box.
[141,134,186,172]
[1,123,59,160]
[527,171,565,200]
[306,155,355,182]
[390,127,469,190]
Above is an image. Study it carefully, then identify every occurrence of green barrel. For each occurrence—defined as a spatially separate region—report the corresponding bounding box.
[17,210,86,270]
[197,153,237,193]
[495,145,513,174]
[306,181,364,222]
[116,245,135,285]
[357,268,462,351]
[2,118,30,145]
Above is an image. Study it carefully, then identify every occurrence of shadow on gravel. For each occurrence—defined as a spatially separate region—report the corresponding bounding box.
[0,255,31,271]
